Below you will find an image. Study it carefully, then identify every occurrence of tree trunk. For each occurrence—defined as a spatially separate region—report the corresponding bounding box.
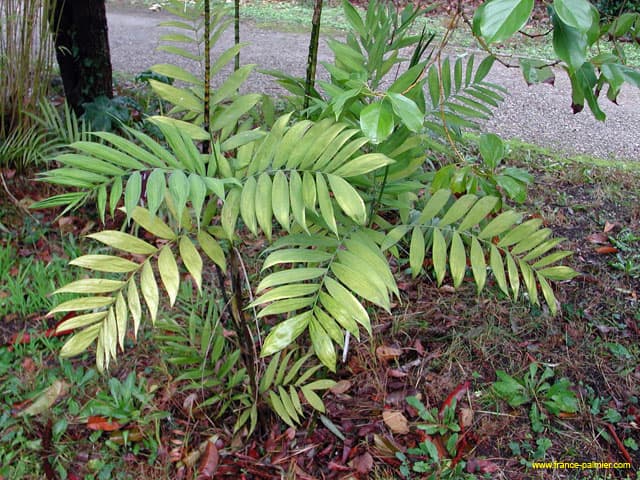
[51,0,113,114]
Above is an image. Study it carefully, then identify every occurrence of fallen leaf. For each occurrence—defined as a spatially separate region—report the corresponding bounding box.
[16,380,69,416]
[596,246,618,254]
[460,407,474,428]
[196,440,219,479]
[387,369,408,378]
[349,452,373,474]
[376,346,402,362]
[586,232,610,244]
[382,410,410,434]
[87,416,122,431]
[466,458,500,474]
[603,221,618,233]
[414,338,425,356]
[329,380,352,395]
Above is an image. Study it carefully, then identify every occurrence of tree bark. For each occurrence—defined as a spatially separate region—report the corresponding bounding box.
[51,0,113,114]
[304,0,323,112]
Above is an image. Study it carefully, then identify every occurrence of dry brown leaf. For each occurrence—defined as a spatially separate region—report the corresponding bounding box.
[603,221,618,233]
[349,452,373,474]
[376,346,402,362]
[16,380,69,417]
[382,410,410,434]
[460,407,474,428]
[329,380,352,395]
[586,232,610,244]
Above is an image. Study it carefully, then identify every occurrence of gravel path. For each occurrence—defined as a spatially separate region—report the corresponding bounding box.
[107,4,640,161]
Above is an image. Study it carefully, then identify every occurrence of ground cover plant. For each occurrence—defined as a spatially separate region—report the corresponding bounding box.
[1,0,639,478]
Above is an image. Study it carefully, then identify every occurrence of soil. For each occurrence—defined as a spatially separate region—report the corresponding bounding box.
[105,2,640,161]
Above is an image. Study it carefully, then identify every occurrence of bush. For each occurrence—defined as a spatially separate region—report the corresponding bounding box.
[592,0,640,16]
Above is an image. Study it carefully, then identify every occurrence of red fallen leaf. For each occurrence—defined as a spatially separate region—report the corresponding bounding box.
[439,381,470,418]
[87,416,122,431]
[350,452,374,474]
[196,440,219,479]
[596,246,618,254]
[586,232,610,244]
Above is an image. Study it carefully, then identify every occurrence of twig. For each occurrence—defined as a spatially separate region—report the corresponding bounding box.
[0,171,39,222]
[606,423,634,464]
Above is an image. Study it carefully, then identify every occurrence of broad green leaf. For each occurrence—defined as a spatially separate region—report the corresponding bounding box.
[537,266,578,281]
[479,133,504,169]
[301,386,325,412]
[272,171,290,231]
[145,169,166,217]
[127,279,142,339]
[490,245,509,295]
[49,297,114,315]
[331,263,388,309]
[158,246,179,306]
[319,292,359,338]
[124,171,142,224]
[140,261,159,323]
[277,386,300,424]
[115,292,127,351]
[261,312,311,357]
[536,273,558,315]
[332,153,394,177]
[150,63,200,84]
[310,319,337,371]
[269,390,295,427]
[388,92,423,132]
[324,277,370,334]
[505,252,520,300]
[420,189,451,223]
[327,174,366,224]
[88,231,157,255]
[552,12,587,71]
[359,101,394,144]
[498,219,542,247]
[316,173,338,235]
[410,226,425,278]
[148,79,203,112]
[450,232,466,288]
[432,228,447,285]
[168,170,190,225]
[69,255,138,273]
[197,231,227,271]
[255,173,273,241]
[56,312,107,332]
[553,0,596,33]
[221,188,241,240]
[263,248,332,269]
[478,211,521,239]
[189,174,206,228]
[240,176,258,235]
[470,237,487,293]
[518,260,538,305]
[440,195,478,226]
[473,0,534,44]
[179,236,203,291]
[458,196,499,231]
[251,284,319,306]
[289,171,307,233]
[54,278,125,294]
[60,323,102,358]
[511,228,552,255]
[130,206,177,240]
[256,268,325,293]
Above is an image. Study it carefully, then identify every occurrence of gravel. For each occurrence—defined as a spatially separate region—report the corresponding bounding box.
[106,4,640,161]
